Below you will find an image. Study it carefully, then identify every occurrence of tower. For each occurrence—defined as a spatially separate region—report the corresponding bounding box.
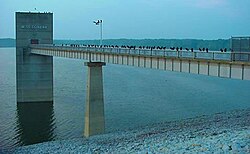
[16,12,53,103]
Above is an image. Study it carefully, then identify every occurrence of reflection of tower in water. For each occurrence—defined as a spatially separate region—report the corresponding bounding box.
[16,102,56,146]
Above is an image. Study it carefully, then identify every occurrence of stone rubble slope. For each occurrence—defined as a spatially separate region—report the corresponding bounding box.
[14,108,250,154]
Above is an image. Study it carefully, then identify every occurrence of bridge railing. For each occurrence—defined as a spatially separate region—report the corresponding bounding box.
[30,44,250,62]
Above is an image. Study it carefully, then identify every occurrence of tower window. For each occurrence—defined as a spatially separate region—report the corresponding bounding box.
[30,39,39,44]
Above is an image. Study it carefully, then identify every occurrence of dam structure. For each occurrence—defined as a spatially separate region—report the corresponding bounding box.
[16,12,250,137]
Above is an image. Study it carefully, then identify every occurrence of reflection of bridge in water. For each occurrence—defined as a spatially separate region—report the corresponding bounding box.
[16,12,250,138]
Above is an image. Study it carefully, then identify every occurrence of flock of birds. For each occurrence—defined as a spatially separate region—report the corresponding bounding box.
[59,44,231,53]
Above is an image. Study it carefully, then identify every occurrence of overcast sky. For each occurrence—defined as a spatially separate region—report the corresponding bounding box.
[1,0,250,40]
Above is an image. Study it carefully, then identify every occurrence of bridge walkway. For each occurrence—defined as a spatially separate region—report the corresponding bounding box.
[30,45,250,80]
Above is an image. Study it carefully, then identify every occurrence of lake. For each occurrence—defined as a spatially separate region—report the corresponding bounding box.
[0,48,250,149]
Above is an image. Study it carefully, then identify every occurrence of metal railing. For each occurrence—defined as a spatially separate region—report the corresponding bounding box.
[30,44,250,62]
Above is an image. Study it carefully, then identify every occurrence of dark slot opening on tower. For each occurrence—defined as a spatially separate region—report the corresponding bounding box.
[31,39,39,44]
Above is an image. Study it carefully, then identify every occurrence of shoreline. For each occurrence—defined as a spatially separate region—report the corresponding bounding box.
[12,108,250,153]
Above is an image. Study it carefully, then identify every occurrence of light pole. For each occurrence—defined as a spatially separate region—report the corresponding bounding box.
[93,19,103,46]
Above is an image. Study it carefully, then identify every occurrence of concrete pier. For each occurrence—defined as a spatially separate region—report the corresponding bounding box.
[84,62,106,137]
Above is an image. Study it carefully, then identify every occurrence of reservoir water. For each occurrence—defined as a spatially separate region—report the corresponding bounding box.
[0,48,250,149]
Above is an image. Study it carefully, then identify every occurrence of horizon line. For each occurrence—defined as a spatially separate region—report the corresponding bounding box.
[0,37,233,41]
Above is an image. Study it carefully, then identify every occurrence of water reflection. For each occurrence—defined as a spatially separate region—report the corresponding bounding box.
[16,102,56,146]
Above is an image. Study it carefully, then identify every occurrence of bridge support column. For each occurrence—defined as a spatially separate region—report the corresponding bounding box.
[84,62,106,137]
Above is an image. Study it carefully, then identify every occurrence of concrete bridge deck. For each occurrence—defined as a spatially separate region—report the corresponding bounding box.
[30,44,250,80]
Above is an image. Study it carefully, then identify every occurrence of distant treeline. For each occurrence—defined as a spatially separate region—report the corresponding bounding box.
[1,38,230,51]
[0,38,16,47]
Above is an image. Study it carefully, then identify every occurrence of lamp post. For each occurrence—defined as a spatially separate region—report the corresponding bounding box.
[93,20,103,46]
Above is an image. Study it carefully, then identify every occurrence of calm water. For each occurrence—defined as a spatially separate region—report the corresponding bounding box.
[0,48,250,149]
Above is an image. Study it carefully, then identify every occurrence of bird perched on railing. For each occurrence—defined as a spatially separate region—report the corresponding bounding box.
[185,48,189,51]
[176,47,179,51]
[224,48,227,52]
[170,47,175,50]
[191,48,194,52]
[220,48,223,52]
[199,48,202,51]
[206,48,209,53]
[158,46,163,50]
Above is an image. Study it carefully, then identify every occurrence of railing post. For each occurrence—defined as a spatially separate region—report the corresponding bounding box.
[89,52,91,62]
[212,52,215,60]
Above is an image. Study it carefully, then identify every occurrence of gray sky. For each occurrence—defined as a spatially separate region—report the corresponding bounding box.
[1,0,250,40]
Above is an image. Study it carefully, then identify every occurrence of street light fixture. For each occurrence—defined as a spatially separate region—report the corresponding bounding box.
[93,19,103,46]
